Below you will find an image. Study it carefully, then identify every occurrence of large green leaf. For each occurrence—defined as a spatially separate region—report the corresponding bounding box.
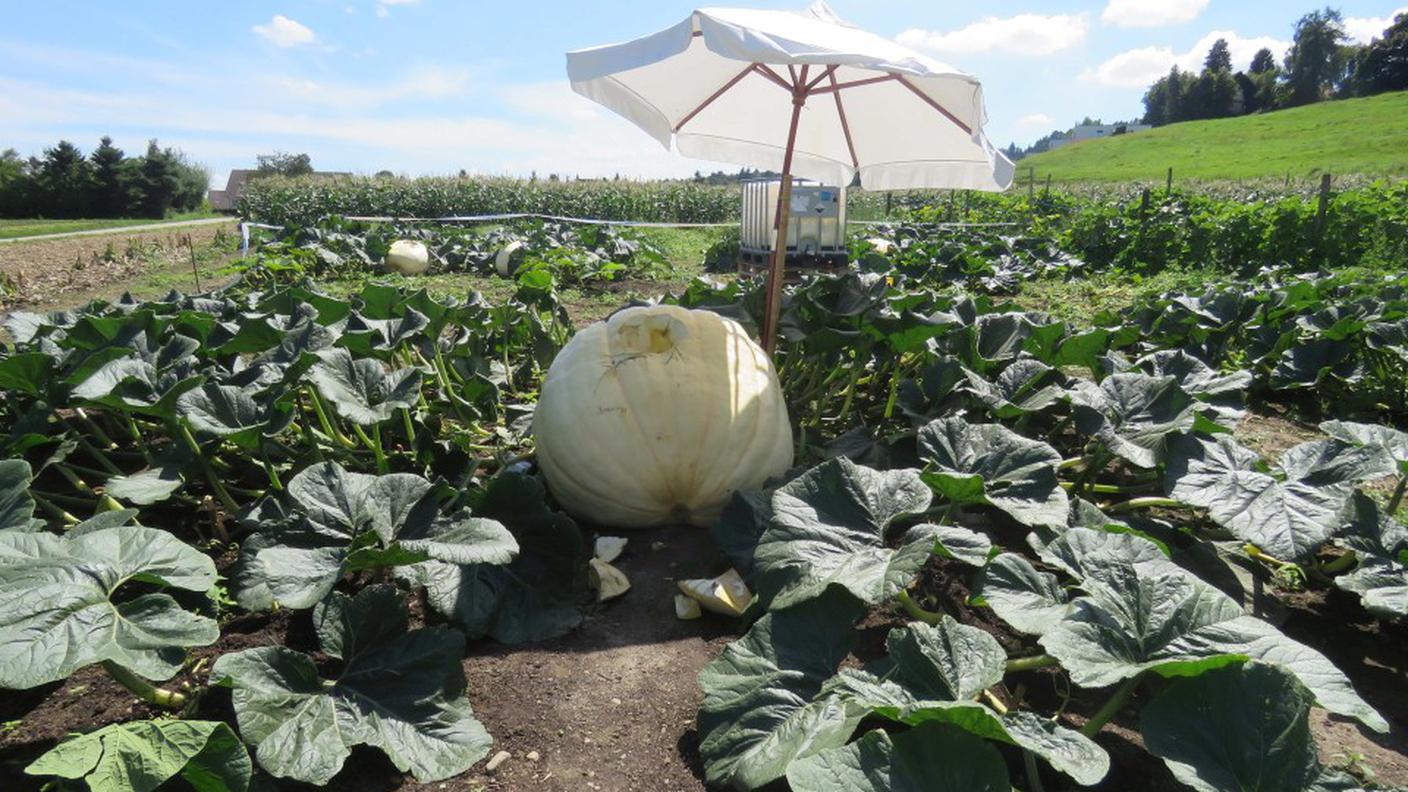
[235,462,516,610]
[752,457,936,609]
[697,589,867,790]
[982,529,1387,733]
[0,458,43,531]
[176,383,286,449]
[1165,434,1390,560]
[212,586,492,785]
[308,347,422,425]
[1334,494,1408,617]
[823,669,1109,786]
[886,616,1006,701]
[0,525,218,687]
[786,724,1011,792]
[25,720,251,792]
[963,358,1067,419]
[1321,419,1408,474]
[1141,663,1359,792]
[919,416,1068,528]
[397,472,586,644]
[1072,373,1197,467]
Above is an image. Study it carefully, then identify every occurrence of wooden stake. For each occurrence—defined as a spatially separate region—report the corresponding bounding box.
[1315,172,1332,234]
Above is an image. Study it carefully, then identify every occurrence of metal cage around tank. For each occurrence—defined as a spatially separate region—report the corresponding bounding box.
[737,178,849,274]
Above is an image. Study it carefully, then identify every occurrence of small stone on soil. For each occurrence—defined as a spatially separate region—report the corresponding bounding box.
[485,749,512,773]
[526,750,541,762]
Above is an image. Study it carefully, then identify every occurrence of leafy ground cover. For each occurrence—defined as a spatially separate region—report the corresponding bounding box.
[0,205,1405,791]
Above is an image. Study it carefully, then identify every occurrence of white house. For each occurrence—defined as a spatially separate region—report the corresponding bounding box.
[1046,123,1151,150]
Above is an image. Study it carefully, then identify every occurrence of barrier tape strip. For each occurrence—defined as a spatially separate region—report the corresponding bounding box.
[239,215,1020,255]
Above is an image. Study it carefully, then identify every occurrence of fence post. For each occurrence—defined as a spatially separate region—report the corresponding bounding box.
[1165,167,1173,195]
[885,192,892,218]
[1044,174,1052,195]
[1315,172,1332,235]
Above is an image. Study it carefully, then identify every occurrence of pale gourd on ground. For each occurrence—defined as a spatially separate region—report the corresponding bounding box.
[533,305,793,528]
[385,239,430,275]
[495,240,525,277]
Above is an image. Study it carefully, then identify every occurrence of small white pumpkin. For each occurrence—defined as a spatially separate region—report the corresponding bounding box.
[866,237,894,255]
[495,240,525,277]
[385,239,430,275]
[533,305,792,528]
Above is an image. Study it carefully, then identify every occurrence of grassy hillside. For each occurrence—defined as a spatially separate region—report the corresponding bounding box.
[1020,91,1408,183]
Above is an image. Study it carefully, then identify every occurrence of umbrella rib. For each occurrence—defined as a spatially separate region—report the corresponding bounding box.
[827,71,859,170]
[804,65,838,92]
[809,73,898,95]
[894,75,973,135]
[672,64,758,134]
[752,63,793,92]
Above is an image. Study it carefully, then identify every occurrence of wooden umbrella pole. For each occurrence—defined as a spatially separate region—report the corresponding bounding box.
[761,66,809,354]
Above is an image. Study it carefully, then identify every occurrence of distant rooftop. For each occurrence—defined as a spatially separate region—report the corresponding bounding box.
[208,169,352,212]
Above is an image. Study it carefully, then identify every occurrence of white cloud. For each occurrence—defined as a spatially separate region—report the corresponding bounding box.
[1080,30,1290,87]
[896,14,1088,57]
[1017,113,1055,129]
[376,0,418,18]
[1101,0,1210,29]
[252,15,316,48]
[1344,7,1407,44]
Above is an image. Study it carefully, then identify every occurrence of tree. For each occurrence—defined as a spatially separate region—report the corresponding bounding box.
[255,152,313,178]
[1283,8,1348,106]
[1205,38,1233,73]
[33,141,93,218]
[0,148,27,217]
[89,137,129,218]
[135,140,178,218]
[1349,12,1408,96]
[169,149,209,212]
[1249,47,1278,74]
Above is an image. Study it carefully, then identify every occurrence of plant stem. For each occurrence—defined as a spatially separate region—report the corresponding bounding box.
[1060,481,1153,495]
[31,493,80,525]
[1080,674,1143,738]
[262,455,284,491]
[305,387,356,449]
[981,689,1009,716]
[353,424,388,474]
[1105,496,1183,514]
[896,590,943,625]
[101,661,187,709]
[73,409,120,450]
[176,422,241,515]
[1005,654,1060,673]
[401,408,416,447]
[1319,550,1358,575]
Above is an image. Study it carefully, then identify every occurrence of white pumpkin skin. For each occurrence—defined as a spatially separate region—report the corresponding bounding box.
[495,240,525,277]
[534,305,793,528]
[385,239,430,275]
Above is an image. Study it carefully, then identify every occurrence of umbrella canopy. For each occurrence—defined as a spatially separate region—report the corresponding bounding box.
[566,2,1015,191]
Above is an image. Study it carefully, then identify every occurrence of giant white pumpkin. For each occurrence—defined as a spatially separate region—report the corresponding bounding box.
[534,305,792,528]
[385,240,430,275]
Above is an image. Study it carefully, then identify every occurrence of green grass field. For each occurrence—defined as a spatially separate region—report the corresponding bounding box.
[0,211,223,240]
[1020,90,1408,183]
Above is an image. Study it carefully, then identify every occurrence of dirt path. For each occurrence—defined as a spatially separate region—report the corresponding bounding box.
[457,524,736,792]
[0,216,231,244]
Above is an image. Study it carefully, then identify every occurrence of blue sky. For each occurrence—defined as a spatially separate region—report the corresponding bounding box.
[2,0,1404,187]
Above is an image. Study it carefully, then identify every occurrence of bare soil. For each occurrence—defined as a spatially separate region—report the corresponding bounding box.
[0,221,239,311]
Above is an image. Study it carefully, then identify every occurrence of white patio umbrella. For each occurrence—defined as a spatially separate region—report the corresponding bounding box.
[566,2,1015,351]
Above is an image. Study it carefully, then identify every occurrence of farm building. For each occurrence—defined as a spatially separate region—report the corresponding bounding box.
[1046,122,1152,150]
[208,169,351,211]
